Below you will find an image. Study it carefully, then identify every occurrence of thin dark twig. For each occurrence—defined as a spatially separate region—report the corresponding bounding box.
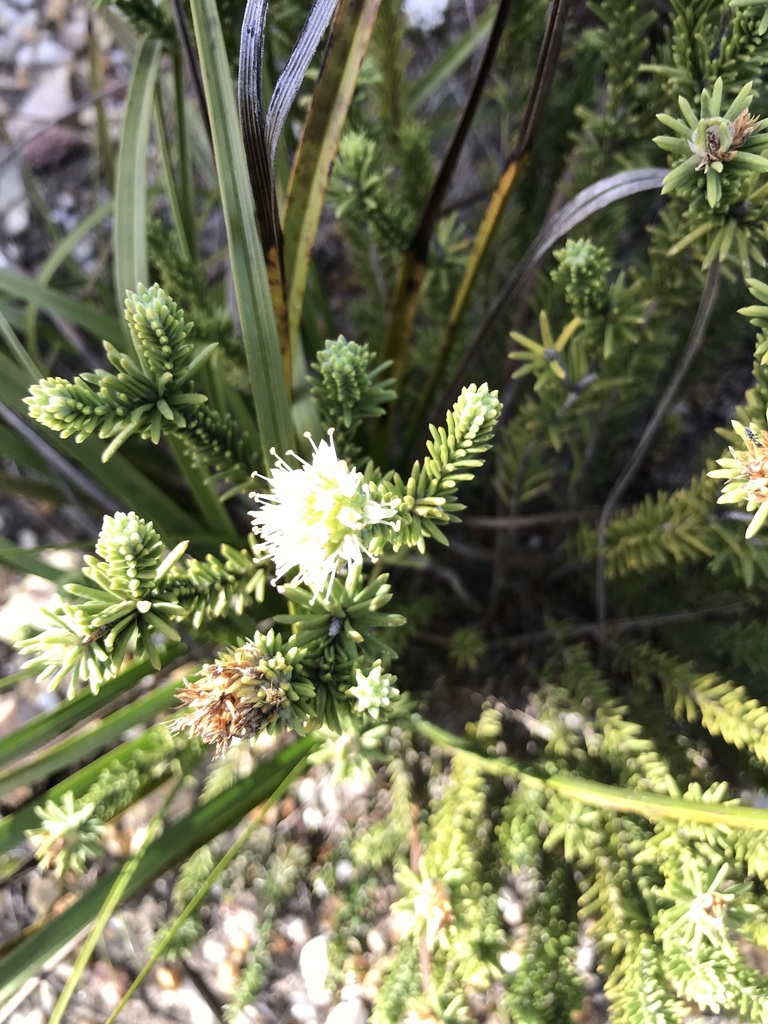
[465,507,604,529]
[505,600,745,651]
[180,961,225,1022]
[403,0,573,457]
[436,168,667,416]
[376,0,517,393]
[514,0,573,158]
[407,0,516,264]
[419,601,747,653]
[168,0,212,142]
[595,261,722,645]
[0,402,116,522]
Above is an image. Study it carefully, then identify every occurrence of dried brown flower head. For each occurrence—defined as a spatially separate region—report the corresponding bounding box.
[693,109,760,172]
[171,632,315,755]
[730,108,760,150]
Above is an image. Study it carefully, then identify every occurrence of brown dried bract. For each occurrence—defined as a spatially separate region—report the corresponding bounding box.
[172,659,285,755]
[730,108,760,150]
[695,109,760,171]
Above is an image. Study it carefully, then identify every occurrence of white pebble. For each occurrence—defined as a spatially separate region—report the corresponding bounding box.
[60,14,88,51]
[280,914,311,948]
[72,238,95,263]
[157,979,217,1024]
[3,202,30,237]
[288,994,318,1023]
[14,43,36,69]
[37,980,56,1014]
[18,39,68,68]
[335,859,355,886]
[402,0,450,31]
[499,948,522,974]
[325,996,369,1024]
[575,934,597,973]
[222,906,259,951]
[302,806,324,831]
[17,528,36,549]
[36,38,69,65]
[299,934,331,1006]
[498,889,523,928]
[9,1012,44,1024]
[201,937,227,964]
[296,775,318,804]
[365,925,388,956]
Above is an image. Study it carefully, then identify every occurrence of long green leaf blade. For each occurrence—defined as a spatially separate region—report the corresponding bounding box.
[0,648,184,781]
[0,354,202,536]
[0,536,66,581]
[0,270,122,345]
[0,725,186,859]
[190,0,293,460]
[24,202,112,364]
[283,0,381,345]
[113,37,162,328]
[0,681,178,794]
[105,753,308,1024]
[0,736,317,1004]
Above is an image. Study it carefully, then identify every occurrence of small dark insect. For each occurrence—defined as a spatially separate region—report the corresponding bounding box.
[328,616,345,638]
[82,625,110,646]
[745,426,764,447]
[81,618,122,646]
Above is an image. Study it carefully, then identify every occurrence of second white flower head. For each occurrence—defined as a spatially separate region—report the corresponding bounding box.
[250,431,393,598]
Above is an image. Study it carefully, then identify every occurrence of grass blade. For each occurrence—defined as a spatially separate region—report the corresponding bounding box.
[0,536,68,582]
[377,0,516,392]
[410,7,494,110]
[0,270,122,346]
[0,722,190,860]
[113,38,162,329]
[0,736,317,1005]
[416,718,768,829]
[190,0,293,459]
[0,680,181,795]
[104,752,310,1024]
[283,0,381,345]
[48,778,184,1024]
[405,0,572,450]
[0,647,184,777]
[23,202,112,365]
[0,306,40,380]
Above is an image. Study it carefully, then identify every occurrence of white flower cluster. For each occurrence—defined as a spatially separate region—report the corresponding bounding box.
[348,660,400,720]
[402,0,450,31]
[250,432,394,599]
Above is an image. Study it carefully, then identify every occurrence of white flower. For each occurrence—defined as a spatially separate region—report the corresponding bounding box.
[348,660,399,720]
[402,0,450,31]
[250,432,393,598]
